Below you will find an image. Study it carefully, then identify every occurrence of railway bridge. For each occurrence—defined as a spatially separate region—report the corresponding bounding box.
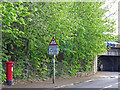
[98,45,120,72]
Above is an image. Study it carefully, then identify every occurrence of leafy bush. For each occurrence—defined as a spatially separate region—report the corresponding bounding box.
[1,2,116,83]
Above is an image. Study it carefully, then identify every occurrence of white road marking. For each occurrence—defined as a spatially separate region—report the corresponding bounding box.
[116,82,120,85]
[85,79,94,83]
[104,85,113,88]
[101,82,119,89]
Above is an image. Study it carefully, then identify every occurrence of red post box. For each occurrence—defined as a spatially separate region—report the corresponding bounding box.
[6,61,14,85]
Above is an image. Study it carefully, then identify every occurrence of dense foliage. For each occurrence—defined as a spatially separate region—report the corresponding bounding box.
[1,2,115,82]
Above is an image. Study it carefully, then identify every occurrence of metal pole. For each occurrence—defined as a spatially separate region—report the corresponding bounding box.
[53,55,55,84]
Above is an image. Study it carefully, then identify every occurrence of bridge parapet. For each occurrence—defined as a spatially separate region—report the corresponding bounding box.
[99,42,120,56]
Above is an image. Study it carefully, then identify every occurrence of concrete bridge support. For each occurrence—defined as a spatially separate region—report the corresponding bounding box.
[94,55,98,74]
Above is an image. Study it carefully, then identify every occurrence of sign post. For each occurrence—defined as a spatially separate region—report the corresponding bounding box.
[53,55,55,83]
[49,35,59,84]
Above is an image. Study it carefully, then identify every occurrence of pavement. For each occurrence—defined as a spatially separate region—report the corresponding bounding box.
[2,71,119,89]
[2,72,100,88]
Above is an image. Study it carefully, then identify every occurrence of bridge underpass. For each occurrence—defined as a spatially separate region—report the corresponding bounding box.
[98,56,120,71]
[98,47,120,72]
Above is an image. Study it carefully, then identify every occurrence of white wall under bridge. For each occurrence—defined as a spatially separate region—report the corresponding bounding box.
[98,47,120,56]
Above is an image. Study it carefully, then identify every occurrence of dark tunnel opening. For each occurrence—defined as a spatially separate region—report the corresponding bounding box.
[98,56,120,72]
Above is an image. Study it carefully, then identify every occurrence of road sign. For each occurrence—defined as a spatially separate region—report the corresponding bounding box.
[49,36,59,84]
[49,45,59,55]
[49,36,58,45]
[49,36,59,55]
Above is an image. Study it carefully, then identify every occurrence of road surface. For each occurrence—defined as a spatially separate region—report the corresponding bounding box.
[66,71,119,89]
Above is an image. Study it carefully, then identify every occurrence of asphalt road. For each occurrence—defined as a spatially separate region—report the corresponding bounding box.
[66,71,119,89]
